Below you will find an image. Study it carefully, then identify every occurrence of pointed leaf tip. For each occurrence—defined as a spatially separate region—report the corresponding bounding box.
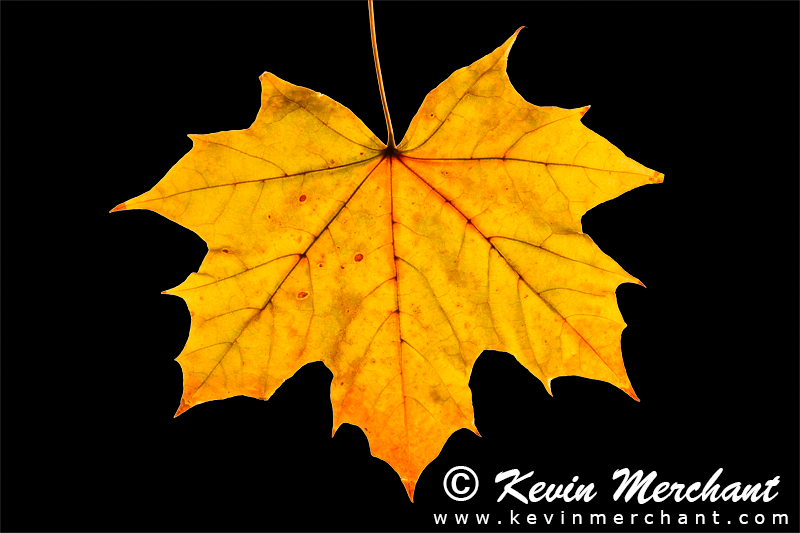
[500,27,526,60]
[623,385,640,402]
[110,202,127,213]
[175,398,191,417]
[404,480,416,502]
[544,378,554,397]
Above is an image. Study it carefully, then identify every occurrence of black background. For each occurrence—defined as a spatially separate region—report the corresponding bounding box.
[1,1,798,532]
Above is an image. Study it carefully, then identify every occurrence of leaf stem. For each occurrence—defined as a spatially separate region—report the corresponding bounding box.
[368,0,395,149]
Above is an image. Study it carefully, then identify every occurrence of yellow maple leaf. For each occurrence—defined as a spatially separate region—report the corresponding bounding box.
[112,7,662,501]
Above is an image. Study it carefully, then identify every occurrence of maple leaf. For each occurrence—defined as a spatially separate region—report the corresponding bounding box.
[112,13,662,500]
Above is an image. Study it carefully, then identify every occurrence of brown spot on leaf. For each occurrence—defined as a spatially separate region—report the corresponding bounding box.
[297,291,309,300]
[429,387,447,403]
[354,253,364,262]
[299,195,307,202]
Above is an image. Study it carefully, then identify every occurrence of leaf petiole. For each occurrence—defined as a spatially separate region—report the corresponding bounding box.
[368,0,395,150]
